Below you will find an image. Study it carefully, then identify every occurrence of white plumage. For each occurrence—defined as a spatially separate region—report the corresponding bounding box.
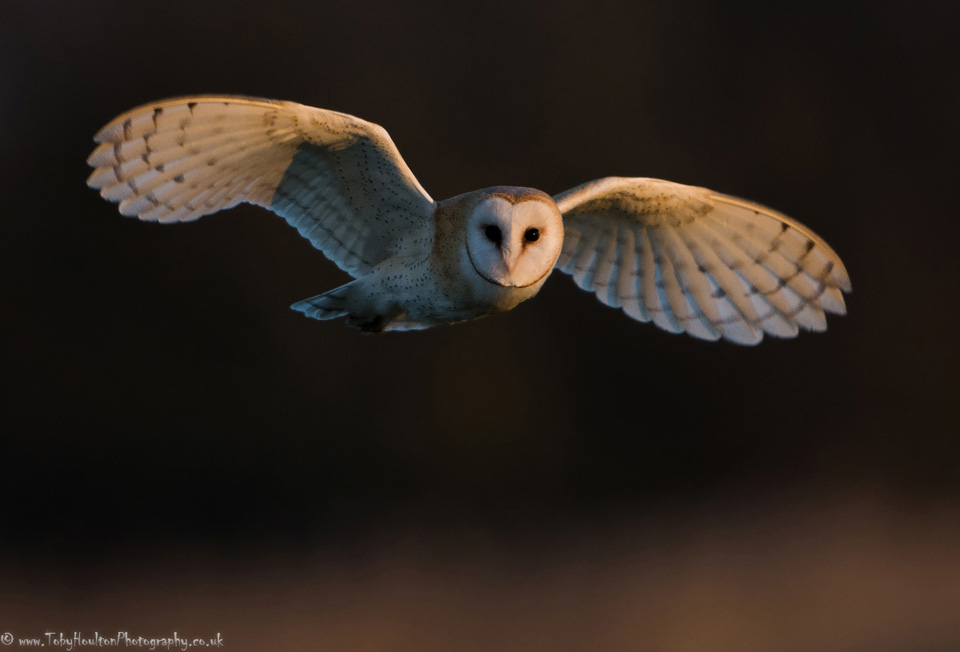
[88,96,850,343]
[555,177,850,344]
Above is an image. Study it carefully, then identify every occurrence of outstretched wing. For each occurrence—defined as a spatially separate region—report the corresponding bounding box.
[87,96,436,277]
[554,177,851,345]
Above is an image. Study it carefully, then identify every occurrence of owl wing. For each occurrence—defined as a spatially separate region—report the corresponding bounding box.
[553,177,851,345]
[87,96,436,277]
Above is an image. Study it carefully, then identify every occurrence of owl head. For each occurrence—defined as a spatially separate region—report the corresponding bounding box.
[465,188,564,288]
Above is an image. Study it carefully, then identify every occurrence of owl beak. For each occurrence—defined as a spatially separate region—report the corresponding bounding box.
[501,244,522,284]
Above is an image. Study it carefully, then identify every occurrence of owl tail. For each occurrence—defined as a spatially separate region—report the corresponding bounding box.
[290,282,353,321]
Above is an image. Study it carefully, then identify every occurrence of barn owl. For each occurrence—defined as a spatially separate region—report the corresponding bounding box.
[87,96,851,344]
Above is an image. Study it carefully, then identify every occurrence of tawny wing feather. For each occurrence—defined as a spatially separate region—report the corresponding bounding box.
[554,177,851,344]
[87,96,436,277]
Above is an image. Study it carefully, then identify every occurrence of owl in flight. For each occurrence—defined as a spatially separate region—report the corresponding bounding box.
[87,96,850,344]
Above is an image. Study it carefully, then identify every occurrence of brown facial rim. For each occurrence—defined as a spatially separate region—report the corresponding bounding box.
[465,235,554,289]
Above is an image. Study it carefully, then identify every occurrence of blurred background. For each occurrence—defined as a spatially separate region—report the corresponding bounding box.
[2,1,959,650]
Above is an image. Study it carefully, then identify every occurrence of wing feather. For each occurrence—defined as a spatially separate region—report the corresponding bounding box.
[704,210,828,308]
[592,234,621,307]
[699,214,827,332]
[556,228,581,272]
[660,224,723,341]
[571,230,603,290]
[646,228,687,334]
[636,228,678,333]
[616,229,648,322]
[553,177,850,344]
[88,96,436,277]
[681,223,763,344]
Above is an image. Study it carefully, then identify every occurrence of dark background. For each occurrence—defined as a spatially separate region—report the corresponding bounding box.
[2,1,959,650]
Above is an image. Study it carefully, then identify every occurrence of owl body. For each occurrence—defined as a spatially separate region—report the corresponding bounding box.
[299,186,563,331]
[87,96,850,344]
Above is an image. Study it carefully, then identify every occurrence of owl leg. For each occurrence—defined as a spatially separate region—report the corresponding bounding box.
[344,298,405,332]
[348,314,389,333]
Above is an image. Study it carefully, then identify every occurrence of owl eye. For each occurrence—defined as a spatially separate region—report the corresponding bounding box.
[484,224,502,246]
[524,227,540,242]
